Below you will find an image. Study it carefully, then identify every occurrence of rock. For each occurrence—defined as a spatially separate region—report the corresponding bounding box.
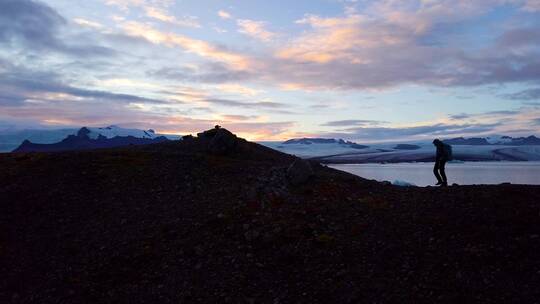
[195,126,239,154]
[208,128,238,155]
[286,159,314,186]
[197,125,223,139]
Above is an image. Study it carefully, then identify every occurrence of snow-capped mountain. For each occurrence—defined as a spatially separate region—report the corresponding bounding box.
[282,137,369,149]
[262,138,371,159]
[86,125,162,140]
[0,125,181,152]
[485,135,514,145]
[443,137,491,145]
[13,127,170,153]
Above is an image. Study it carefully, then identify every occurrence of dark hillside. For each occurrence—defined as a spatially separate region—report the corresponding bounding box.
[1,128,539,303]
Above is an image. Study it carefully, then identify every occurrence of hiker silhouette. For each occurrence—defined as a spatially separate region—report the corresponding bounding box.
[433,139,452,187]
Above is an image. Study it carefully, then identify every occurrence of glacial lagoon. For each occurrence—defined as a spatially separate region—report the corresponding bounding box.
[330,161,540,186]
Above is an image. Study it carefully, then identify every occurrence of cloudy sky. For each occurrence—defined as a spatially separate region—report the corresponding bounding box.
[1,0,540,142]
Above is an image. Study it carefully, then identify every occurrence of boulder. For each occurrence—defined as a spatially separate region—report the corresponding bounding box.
[286,159,314,186]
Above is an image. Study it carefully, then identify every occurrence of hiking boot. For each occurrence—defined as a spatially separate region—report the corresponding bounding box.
[440,182,448,187]
[435,181,443,185]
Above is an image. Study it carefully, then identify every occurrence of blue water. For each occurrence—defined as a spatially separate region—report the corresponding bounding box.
[329,161,540,186]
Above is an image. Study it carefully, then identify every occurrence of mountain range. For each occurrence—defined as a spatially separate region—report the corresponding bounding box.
[2,126,540,159]
[13,127,171,153]
[281,135,540,146]
[0,125,180,152]
[444,135,540,145]
[283,138,369,149]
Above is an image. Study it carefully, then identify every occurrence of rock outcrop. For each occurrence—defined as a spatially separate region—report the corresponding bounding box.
[209,128,238,155]
[197,126,239,155]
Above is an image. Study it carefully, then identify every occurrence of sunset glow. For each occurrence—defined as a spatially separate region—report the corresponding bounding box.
[1,0,540,142]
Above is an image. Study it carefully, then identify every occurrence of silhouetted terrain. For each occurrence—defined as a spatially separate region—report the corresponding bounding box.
[441,136,540,146]
[1,128,539,303]
[282,138,369,149]
[443,137,491,145]
[393,144,421,150]
[12,127,170,153]
[0,125,180,152]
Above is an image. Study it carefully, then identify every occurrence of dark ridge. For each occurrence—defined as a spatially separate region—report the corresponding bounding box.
[282,138,337,144]
[283,138,369,149]
[441,135,540,146]
[12,127,170,153]
[443,137,491,145]
[1,127,539,303]
[510,135,540,145]
[393,144,421,150]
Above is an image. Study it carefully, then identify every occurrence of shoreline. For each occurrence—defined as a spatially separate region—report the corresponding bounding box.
[328,161,540,186]
[317,158,532,164]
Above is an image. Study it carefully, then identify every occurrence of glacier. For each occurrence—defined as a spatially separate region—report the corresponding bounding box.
[261,140,540,163]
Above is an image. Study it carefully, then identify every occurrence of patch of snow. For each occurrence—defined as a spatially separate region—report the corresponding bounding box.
[392,180,416,187]
[88,125,159,139]
[486,135,507,144]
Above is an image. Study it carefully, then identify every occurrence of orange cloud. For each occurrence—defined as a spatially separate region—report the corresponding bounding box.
[144,6,200,28]
[120,21,252,70]
[237,19,276,42]
[218,10,232,19]
[276,14,398,64]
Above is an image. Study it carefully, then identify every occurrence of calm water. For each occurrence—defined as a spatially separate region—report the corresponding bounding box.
[329,161,540,186]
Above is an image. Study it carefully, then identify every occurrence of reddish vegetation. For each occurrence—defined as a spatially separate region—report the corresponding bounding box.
[1,130,539,303]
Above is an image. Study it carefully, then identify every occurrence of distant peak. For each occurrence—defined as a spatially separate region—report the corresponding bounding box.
[283,138,336,145]
[77,127,91,138]
[282,137,369,149]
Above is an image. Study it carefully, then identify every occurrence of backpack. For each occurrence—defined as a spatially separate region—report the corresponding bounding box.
[443,143,453,160]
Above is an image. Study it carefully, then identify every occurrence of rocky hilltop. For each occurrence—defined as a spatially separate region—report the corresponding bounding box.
[1,127,540,303]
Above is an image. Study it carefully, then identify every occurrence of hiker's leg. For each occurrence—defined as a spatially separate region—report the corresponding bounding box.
[433,161,442,183]
[440,160,447,184]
